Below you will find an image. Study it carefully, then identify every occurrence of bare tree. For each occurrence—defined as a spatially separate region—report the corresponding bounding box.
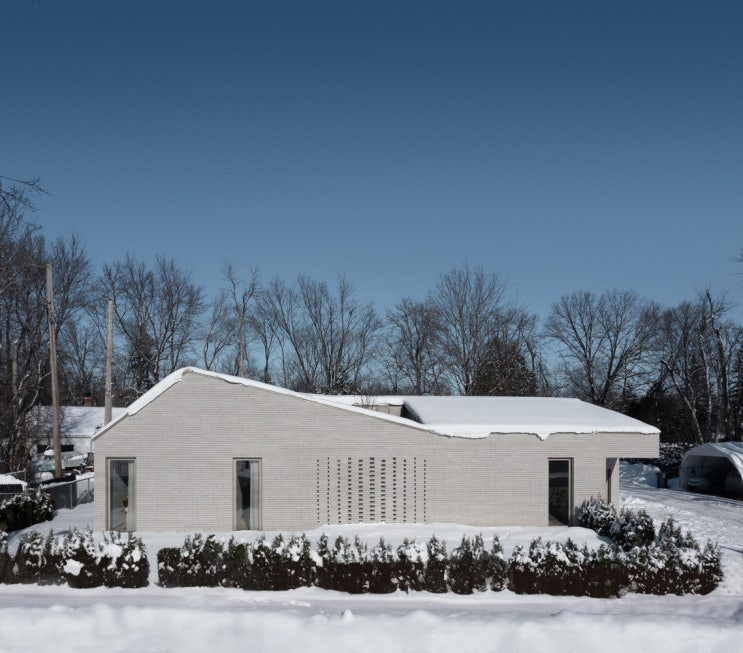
[0,176,46,214]
[653,291,743,443]
[0,181,91,469]
[97,254,205,400]
[266,275,381,392]
[432,265,517,395]
[384,297,447,394]
[202,264,260,376]
[544,289,656,407]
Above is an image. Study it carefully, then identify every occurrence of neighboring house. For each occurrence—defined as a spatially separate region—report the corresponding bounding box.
[93,367,659,533]
[29,405,127,455]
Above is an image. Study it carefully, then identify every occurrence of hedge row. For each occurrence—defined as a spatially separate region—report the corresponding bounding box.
[0,527,149,588]
[156,514,722,597]
[158,533,507,594]
[0,491,54,532]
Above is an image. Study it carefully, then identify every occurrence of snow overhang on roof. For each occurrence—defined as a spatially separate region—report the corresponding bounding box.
[92,367,660,441]
[401,396,660,440]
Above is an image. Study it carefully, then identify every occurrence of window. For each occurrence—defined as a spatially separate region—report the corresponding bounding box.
[109,458,135,531]
[235,459,261,530]
[548,459,572,525]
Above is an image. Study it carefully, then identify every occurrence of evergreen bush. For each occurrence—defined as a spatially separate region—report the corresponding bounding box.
[100,531,150,588]
[0,491,54,532]
[509,537,590,596]
[272,534,316,590]
[246,536,276,590]
[13,530,60,585]
[576,497,617,537]
[395,538,425,592]
[623,518,722,596]
[178,533,225,587]
[610,507,656,551]
[423,535,448,593]
[61,527,103,588]
[157,547,182,587]
[0,531,12,583]
[368,538,397,594]
[487,535,508,591]
[448,535,490,594]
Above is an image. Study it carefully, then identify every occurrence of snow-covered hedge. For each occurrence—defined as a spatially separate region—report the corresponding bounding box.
[575,497,722,596]
[509,537,624,598]
[156,517,721,597]
[0,490,54,532]
[156,532,504,595]
[0,528,149,588]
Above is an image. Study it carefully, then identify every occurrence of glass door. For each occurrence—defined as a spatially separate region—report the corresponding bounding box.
[109,458,135,531]
[548,459,572,525]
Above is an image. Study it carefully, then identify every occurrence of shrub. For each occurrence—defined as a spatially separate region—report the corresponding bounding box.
[576,497,617,537]
[60,527,103,588]
[509,537,591,596]
[368,538,397,594]
[487,535,508,591]
[395,538,425,593]
[609,507,656,551]
[448,535,490,594]
[0,491,54,532]
[178,533,226,587]
[272,534,316,590]
[329,536,370,594]
[100,531,149,588]
[424,535,448,593]
[13,530,60,585]
[222,537,251,588]
[0,531,12,583]
[623,518,722,596]
[246,536,276,590]
[157,547,182,588]
[584,544,625,598]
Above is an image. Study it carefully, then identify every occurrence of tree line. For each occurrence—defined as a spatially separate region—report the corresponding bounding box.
[1,180,742,472]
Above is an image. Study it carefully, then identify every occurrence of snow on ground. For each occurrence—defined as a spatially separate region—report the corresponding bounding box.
[2,463,742,652]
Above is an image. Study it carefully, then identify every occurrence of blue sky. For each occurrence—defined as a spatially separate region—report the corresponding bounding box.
[2,0,742,320]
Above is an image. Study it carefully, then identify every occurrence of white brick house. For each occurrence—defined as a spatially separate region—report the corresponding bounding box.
[93,367,659,533]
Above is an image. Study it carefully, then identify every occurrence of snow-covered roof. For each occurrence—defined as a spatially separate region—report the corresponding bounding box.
[94,367,659,441]
[0,473,26,487]
[29,406,127,437]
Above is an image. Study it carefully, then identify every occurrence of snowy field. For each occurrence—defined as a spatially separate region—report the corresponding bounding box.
[1,463,742,652]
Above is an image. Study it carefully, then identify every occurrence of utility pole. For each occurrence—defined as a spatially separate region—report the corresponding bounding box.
[105,300,114,424]
[46,264,62,478]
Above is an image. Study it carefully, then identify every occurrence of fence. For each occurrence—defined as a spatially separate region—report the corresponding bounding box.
[42,475,95,510]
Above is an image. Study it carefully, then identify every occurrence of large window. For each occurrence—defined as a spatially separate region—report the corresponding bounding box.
[109,458,135,531]
[548,459,572,526]
[235,459,261,530]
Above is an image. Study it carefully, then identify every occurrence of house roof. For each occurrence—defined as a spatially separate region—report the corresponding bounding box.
[29,406,127,437]
[93,367,659,441]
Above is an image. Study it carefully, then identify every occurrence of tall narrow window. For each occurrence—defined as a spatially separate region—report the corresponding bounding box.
[235,459,261,530]
[548,459,572,525]
[109,458,135,531]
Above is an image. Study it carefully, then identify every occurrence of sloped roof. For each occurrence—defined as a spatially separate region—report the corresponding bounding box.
[29,406,127,437]
[94,367,659,441]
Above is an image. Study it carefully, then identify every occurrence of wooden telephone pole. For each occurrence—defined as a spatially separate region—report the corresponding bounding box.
[46,264,62,479]
[105,300,114,424]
